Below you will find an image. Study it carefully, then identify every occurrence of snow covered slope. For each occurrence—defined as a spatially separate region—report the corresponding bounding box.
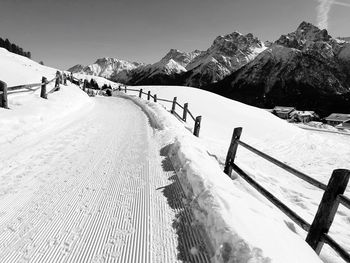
[128,85,350,263]
[0,47,92,145]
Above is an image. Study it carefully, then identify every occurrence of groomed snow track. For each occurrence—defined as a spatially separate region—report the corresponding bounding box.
[0,97,210,262]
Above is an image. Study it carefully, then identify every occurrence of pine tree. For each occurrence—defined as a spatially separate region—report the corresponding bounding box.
[4,39,11,51]
[0,36,32,58]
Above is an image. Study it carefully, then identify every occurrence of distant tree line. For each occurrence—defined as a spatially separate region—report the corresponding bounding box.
[0,37,31,58]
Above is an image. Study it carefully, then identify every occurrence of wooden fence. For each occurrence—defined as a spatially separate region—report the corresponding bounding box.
[116,86,202,137]
[224,127,350,262]
[0,72,68,109]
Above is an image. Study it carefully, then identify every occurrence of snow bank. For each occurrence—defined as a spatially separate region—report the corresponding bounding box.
[0,48,93,147]
[116,91,323,263]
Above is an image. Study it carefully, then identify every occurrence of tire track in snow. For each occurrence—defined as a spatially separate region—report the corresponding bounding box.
[0,97,210,262]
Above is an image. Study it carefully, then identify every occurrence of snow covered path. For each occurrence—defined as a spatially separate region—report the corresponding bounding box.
[0,97,210,262]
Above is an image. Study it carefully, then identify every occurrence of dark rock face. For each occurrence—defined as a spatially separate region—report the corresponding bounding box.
[206,22,350,117]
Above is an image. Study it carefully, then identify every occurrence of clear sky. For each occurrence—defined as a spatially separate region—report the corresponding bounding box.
[0,0,349,69]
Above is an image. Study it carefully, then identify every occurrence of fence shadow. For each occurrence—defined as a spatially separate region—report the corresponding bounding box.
[156,145,210,262]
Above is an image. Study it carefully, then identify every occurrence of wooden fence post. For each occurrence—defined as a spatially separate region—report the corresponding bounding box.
[83,79,87,92]
[183,103,188,122]
[154,94,157,102]
[63,73,67,85]
[223,127,243,178]
[306,169,350,254]
[139,89,143,98]
[171,97,177,114]
[147,91,151,100]
[193,116,202,137]
[0,80,8,109]
[40,77,47,99]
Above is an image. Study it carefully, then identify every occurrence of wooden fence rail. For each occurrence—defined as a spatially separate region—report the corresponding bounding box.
[117,86,202,137]
[0,74,63,109]
[224,127,350,262]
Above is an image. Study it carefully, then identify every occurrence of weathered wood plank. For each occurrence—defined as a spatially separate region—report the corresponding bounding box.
[322,233,350,262]
[193,116,202,137]
[0,80,8,109]
[171,97,177,114]
[183,103,188,122]
[339,194,350,210]
[139,89,143,98]
[306,169,350,253]
[238,140,327,190]
[40,77,47,99]
[224,127,242,178]
[232,163,311,232]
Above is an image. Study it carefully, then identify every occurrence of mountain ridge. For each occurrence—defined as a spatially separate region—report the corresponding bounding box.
[67,21,350,116]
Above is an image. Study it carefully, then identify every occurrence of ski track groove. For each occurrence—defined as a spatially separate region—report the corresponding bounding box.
[0,97,210,262]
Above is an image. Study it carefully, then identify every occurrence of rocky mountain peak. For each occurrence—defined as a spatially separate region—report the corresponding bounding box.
[160,48,202,67]
[276,21,332,49]
[210,31,263,55]
[67,64,84,73]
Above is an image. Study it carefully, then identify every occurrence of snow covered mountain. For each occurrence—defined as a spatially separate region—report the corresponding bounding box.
[67,57,144,83]
[126,49,202,85]
[207,21,350,117]
[126,32,266,87]
[183,32,266,87]
[159,49,202,67]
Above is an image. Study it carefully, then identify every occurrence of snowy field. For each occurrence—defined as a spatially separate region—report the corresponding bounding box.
[0,47,349,262]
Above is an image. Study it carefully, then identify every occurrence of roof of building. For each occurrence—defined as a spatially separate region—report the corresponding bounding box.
[325,113,350,122]
[290,110,316,117]
[273,106,295,113]
[261,108,274,113]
